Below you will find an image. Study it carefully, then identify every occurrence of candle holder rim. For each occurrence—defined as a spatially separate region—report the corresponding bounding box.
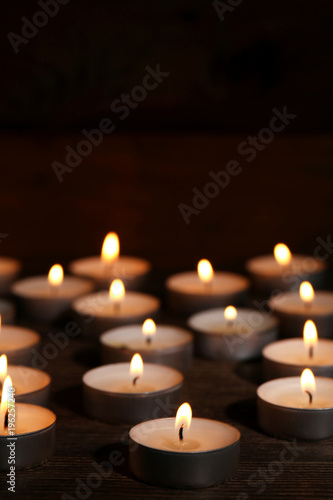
[166,270,250,292]
[263,338,333,367]
[0,403,56,437]
[11,274,94,296]
[257,393,333,413]
[83,379,184,397]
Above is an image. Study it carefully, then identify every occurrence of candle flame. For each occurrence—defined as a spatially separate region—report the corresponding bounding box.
[48,264,64,287]
[299,281,315,305]
[224,305,237,322]
[0,355,7,384]
[301,368,316,396]
[1,375,12,429]
[109,279,125,302]
[130,353,143,379]
[274,243,292,266]
[303,320,318,348]
[197,259,214,283]
[142,319,156,338]
[101,232,119,263]
[175,402,192,432]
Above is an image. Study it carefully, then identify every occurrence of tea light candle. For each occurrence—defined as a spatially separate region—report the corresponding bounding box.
[100,320,193,372]
[73,280,160,338]
[11,264,94,323]
[257,369,333,440]
[246,243,326,294]
[166,259,250,315]
[0,256,21,295]
[0,357,50,407]
[0,377,56,470]
[0,323,40,365]
[69,232,151,290]
[269,282,333,338]
[263,320,333,379]
[83,355,183,424]
[188,306,278,361]
[129,402,240,488]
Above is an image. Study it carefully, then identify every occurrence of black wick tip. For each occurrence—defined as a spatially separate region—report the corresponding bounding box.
[309,346,314,359]
[4,409,8,429]
[305,390,313,404]
[133,376,140,386]
[146,336,152,345]
[179,424,185,442]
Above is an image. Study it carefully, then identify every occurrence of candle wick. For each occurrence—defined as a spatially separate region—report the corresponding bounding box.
[305,390,313,404]
[179,424,184,442]
[132,376,140,386]
[309,345,314,359]
[146,336,152,346]
[4,409,8,430]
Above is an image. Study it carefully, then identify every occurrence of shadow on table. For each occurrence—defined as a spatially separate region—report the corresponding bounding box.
[225,397,260,433]
[94,441,134,481]
[53,384,84,415]
[234,358,263,386]
[74,345,100,368]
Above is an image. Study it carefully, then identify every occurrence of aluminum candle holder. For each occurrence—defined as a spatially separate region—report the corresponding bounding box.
[0,325,41,365]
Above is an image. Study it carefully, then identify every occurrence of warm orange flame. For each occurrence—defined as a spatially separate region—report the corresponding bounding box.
[109,279,125,302]
[48,264,64,287]
[303,320,318,348]
[197,259,214,283]
[299,281,315,305]
[130,354,143,379]
[101,232,120,263]
[274,243,291,266]
[224,305,237,322]
[0,355,7,384]
[175,402,192,432]
[301,368,316,396]
[142,319,156,338]
[1,375,12,427]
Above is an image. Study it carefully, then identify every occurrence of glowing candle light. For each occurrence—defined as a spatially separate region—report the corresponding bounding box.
[175,402,192,443]
[301,368,316,405]
[109,279,125,313]
[299,281,315,309]
[274,243,292,266]
[130,353,143,386]
[101,232,120,265]
[142,319,156,345]
[197,259,214,285]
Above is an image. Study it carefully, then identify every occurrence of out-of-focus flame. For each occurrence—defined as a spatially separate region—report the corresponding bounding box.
[1,375,12,430]
[142,319,156,338]
[224,306,237,322]
[48,264,64,287]
[101,232,119,264]
[0,355,7,386]
[303,320,318,349]
[301,368,316,396]
[197,259,214,283]
[300,281,315,306]
[274,244,292,266]
[109,279,125,302]
[130,353,143,380]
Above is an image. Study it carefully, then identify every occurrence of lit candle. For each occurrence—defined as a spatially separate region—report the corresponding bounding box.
[246,243,326,294]
[129,402,241,488]
[263,320,333,380]
[0,318,40,365]
[166,260,249,315]
[257,369,333,440]
[269,284,333,338]
[69,232,151,291]
[188,307,278,361]
[72,283,160,338]
[99,321,193,372]
[82,359,183,424]
[11,264,94,322]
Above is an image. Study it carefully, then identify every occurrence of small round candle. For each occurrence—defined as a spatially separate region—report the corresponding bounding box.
[0,324,40,365]
[129,403,240,488]
[269,283,333,338]
[0,256,21,295]
[257,370,333,440]
[69,232,151,290]
[11,264,94,323]
[83,357,183,424]
[246,243,326,294]
[166,259,250,315]
[100,320,193,372]
[188,307,278,361]
[73,280,160,338]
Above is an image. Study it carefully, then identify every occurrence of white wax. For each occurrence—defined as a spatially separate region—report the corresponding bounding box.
[246,255,325,278]
[0,403,55,436]
[270,291,333,316]
[188,308,277,336]
[258,377,333,409]
[11,275,93,299]
[83,363,183,395]
[69,255,151,282]
[0,325,40,353]
[100,325,192,351]
[166,271,249,296]
[0,366,50,396]
[73,291,160,319]
[263,339,333,367]
[0,257,21,277]
[130,417,240,452]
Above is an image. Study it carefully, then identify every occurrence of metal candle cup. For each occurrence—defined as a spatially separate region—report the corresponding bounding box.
[0,325,40,365]
[188,308,278,361]
[0,403,56,470]
[166,271,250,315]
[269,290,333,338]
[72,290,160,338]
[82,363,183,424]
[257,377,333,440]
[11,275,94,323]
[0,365,51,407]
[129,417,240,488]
[100,324,193,373]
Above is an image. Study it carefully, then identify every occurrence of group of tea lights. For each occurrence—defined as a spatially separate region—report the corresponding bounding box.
[0,237,333,487]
